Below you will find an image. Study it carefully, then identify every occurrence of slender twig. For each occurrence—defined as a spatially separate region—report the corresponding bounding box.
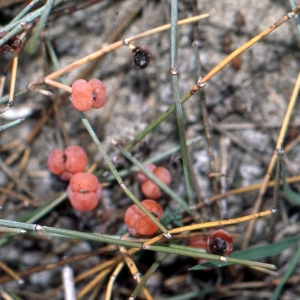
[62,265,76,300]
[142,209,275,246]
[170,0,195,209]
[10,0,42,23]
[0,89,28,105]
[8,50,19,105]
[77,268,111,300]
[267,149,282,243]
[289,0,300,36]
[105,262,124,300]
[130,253,167,299]
[39,14,208,82]
[126,6,300,151]
[0,0,63,45]
[0,118,25,132]
[0,245,116,284]
[242,71,300,249]
[112,139,191,213]
[219,137,230,219]
[271,247,300,300]
[0,214,277,270]
[0,261,24,284]
[119,245,153,300]
[0,50,19,114]
[200,86,219,194]
[27,0,54,54]
[197,6,300,86]
[80,118,170,236]
[44,78,71,93]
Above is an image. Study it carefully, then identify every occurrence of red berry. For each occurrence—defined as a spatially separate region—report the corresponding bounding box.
[47,145,88,181]
[71,79,93,112]
[67,172,102,211]
[136,214,159,236]
[47,149,66,175]
[153,166,172,185]
[124,199,163,237]
[188,236,207,249]
[88,78,106,109]
[64,145,88,174]
[124,204,141,228]
[141,179,162,200]
[207,229,233,256]
[188,236,212,269]
[137,163,157,182]
[71,78,106,112]
[140,166,172,199]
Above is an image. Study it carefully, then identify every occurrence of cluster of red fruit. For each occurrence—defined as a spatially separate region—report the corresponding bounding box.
[71,78,106,112]
[124,164,172,237]
[47,145,102,211]
[188,229,233,266]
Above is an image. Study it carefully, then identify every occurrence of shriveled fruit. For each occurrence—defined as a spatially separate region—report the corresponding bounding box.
[207,229,233,256]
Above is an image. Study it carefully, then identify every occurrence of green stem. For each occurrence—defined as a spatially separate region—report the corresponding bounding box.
[130,253,168,299]
[0,219,277,270]
[114,141,191,213]
[171,0,195,208]
[271,246,300,299]
[105,136,202,181]
[80,116,169,236]
[26,0,55,54]
[125,89,193,151]
[0,0,63,46]
[10,0,42,23]
[0,118,25,132]
[0,89,28,104]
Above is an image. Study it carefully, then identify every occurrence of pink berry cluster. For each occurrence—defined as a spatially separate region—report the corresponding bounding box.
[71,78,106,112]
[123,164,172,237]
[47,145,102,211]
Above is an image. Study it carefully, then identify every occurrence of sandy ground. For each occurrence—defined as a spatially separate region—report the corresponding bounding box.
[0,0,300,299]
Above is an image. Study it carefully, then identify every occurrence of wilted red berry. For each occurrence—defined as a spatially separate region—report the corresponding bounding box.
[67,172,102,211]
[132,46,152,69]
[124,199,163,237]
[207,229,233,256]
[0,31,22,53]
